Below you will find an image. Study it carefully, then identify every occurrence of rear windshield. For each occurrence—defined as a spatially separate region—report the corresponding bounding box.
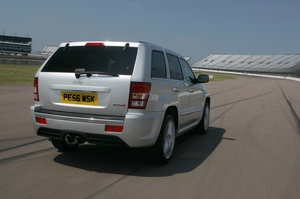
[42,45,138,75]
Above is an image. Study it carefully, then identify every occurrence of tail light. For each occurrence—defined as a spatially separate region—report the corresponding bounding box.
[129,82,151,109]
[34,77,39,101]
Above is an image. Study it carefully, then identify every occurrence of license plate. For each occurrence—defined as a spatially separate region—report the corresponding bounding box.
[61,91,98,106]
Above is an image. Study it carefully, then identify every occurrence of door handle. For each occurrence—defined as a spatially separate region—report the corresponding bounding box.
[189,89,194,93]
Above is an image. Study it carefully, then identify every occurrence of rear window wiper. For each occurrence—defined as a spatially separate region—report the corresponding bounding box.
[75,68,119,78]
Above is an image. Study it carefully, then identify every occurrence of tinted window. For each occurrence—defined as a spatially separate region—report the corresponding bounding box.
[151,51,167,78]
[167,54,183,80]
[180,58,195,84]
[42,46,137,75]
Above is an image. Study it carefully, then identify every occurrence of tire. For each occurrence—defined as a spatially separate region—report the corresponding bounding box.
[195,102,210,134]
[150,114,176,164]
[50,138,78,151]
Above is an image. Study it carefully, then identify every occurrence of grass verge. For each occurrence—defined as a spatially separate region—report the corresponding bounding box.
[0,64,40,84]
[194,72,236,81]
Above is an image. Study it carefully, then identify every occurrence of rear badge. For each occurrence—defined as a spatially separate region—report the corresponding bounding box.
[113,103,126,107]
[73,80,83,85]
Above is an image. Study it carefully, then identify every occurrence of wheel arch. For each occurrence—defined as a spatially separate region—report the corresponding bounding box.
[165,106,179,129]
[206,96,211,107]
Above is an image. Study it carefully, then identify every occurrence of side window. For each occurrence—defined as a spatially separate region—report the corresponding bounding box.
[151,51,167,78]
[167,54,183,80]
[180,58,195,84]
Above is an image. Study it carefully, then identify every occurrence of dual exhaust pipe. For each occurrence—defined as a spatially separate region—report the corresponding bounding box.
[64,134,86,145]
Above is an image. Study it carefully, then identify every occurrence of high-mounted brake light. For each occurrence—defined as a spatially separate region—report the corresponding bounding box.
[129,82,151,109]
[34,77,39,101]
[85,42,105,46]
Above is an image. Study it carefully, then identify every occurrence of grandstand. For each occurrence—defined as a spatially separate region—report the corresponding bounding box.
[40,45,58,57]
[0,35,32,56]
[192,54,300,77]
[184,56,192,64]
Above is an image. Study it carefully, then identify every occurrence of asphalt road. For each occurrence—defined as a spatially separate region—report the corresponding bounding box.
[1,76,299,199]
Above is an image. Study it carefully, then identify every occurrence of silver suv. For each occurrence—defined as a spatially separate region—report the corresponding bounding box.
[30,41,210,164]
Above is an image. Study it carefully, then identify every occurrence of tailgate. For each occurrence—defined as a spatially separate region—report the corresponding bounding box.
[38,72,131,116]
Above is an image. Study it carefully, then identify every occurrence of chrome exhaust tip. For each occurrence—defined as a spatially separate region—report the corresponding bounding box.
[64,134,76,145]
[74,136,85,144]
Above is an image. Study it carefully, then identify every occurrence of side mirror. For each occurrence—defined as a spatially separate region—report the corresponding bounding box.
[197,74,209,83]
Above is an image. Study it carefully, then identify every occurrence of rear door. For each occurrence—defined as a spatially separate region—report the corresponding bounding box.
[37,42,138,117]
[167,54,190,128]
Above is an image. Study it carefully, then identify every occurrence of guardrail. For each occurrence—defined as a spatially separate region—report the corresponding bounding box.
[0,54,46,66]
[193,68,300,82]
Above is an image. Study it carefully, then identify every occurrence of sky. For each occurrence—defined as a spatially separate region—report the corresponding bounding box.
[1,0,300,63]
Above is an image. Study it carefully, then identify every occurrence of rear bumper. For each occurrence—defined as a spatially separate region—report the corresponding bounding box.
[30,105,164,147]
